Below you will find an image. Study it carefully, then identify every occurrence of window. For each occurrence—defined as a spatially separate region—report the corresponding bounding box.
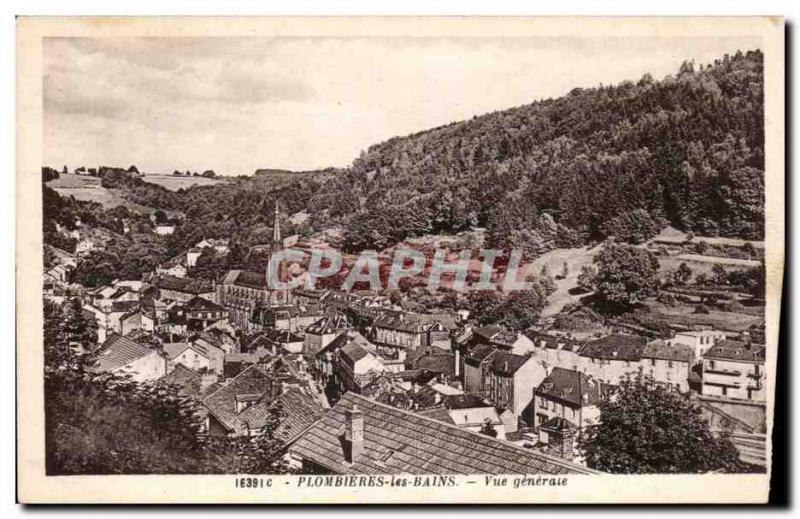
[709,361,715,369]
[668,361,673,368]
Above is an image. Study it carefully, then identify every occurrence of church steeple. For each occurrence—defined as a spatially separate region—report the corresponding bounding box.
[272,202,282,251]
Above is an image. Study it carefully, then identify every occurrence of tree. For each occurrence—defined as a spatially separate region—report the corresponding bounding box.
[673,262,693,286]
[580,374,741,474]
[561,261,569,279]
[577,265,597,293]
[590,242,659,309]
[712,264,728,285]
[153,209,168,224]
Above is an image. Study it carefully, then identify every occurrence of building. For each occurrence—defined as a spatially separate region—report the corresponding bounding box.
[92,334,166,382]
[288,392,597,475]
[303,314,349,358]
[203,364,276,436]
[155,223,176,236]
[485,351,547,428]
[531,367,606,431]
[337,342,387,397]
[577,334,648,385]
[164,339,225,376]
[463,343,497,396]
[667,329,726,359]
[640,340,695,392]
[183,296,228,331]
[701,340,766,401]
[154,275,215,303]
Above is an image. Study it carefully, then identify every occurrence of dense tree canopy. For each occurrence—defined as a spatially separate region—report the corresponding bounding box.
[588,241,660,309]
[580,374,742,474]
[311,50,763,252]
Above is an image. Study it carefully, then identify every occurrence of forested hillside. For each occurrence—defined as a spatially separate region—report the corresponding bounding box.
[309,50,764,253]
[46,49,764,273]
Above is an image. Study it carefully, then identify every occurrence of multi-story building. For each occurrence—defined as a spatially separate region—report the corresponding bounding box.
[667,329,726,359]
[530,367,606,431]
[484,351,547,429]
[701,340,766,401]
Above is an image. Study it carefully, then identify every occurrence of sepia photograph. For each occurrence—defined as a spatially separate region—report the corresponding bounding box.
[16,16,784,504]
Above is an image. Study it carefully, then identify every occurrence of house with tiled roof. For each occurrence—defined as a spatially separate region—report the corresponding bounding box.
[163,338,224,376]
[577,333,649,385]
[183,296,228,331]
[337,342,387,398]
[158,364,218,400]
[93,334,166,382]
[156,275,215,303]
[404,347,456,382]
[531,367,607,432]
[243,328,306,356]
[203,364,275,436]
[303,314,349,358]
[701,340,766,401]
[641,340,695,392]
[237,388,325,444]
[469,326,534,355]
[289,392,598,475]
[524,330,586,372]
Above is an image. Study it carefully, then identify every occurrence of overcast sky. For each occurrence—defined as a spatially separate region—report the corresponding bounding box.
[43,36,760,175]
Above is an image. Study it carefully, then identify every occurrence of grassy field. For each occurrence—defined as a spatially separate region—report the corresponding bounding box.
[526,244,601,318]
[47,174,158,213]
[647,301,763,333]
[141,174,225,191]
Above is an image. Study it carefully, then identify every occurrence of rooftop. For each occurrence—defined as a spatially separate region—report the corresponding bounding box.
[703,339,766,363]
[290,392,597,475]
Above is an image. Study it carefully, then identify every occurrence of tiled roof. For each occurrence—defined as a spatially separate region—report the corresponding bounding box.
[404,349,455,377]
[414,407,456,425]
[443,393,491,410]
[580,334,647,362]
[158,364,203,398]
[642,340,694,362]
[306,314,349,335]
[239,388,325,442]
[489,351,531,377]
[94,334,157,372]
[703,340,765,363]
[341,342,370,364]
[290,392,597,475]
[185,296,226,313]
[157,275,213,294]
[233,270,268,289]
[203,365,273,432]
[464,343,497,366]
[535,367,606,407]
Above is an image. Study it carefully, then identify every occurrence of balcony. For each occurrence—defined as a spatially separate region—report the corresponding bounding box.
[704,367,741,376]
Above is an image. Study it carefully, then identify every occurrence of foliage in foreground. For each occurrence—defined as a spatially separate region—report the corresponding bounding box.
[579,374,743,474]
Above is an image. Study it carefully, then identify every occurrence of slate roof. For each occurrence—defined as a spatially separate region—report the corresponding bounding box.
[94,334,157,372]
[157,275,213,295]
[443,393,491,410]
[238,388,325,442]
[464,343,497,366]
[290,392,597,475]
[341,342,370,364]
[580,334,648,362]
[489,351,531,377]
[642,340,694,363]
[703,340,766,363]
[404,349,455,377]
[202,365,273,432]
[185,296,226,313]
[414,407,456,425]
[535,368,606,408]
[158,364,203,397]
[306,314,349,335]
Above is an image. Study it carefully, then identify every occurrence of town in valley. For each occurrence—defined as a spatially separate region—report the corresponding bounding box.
[41,48,769,477]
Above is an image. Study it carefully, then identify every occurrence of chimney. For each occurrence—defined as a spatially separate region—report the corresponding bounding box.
[344,405,364,463]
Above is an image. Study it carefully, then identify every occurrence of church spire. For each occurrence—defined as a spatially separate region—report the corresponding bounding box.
[272,202,282,250]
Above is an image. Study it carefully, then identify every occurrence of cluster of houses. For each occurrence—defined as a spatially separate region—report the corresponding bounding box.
[42,214,768,474]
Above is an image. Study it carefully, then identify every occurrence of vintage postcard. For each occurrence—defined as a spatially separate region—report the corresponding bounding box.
[17,16,784,503]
